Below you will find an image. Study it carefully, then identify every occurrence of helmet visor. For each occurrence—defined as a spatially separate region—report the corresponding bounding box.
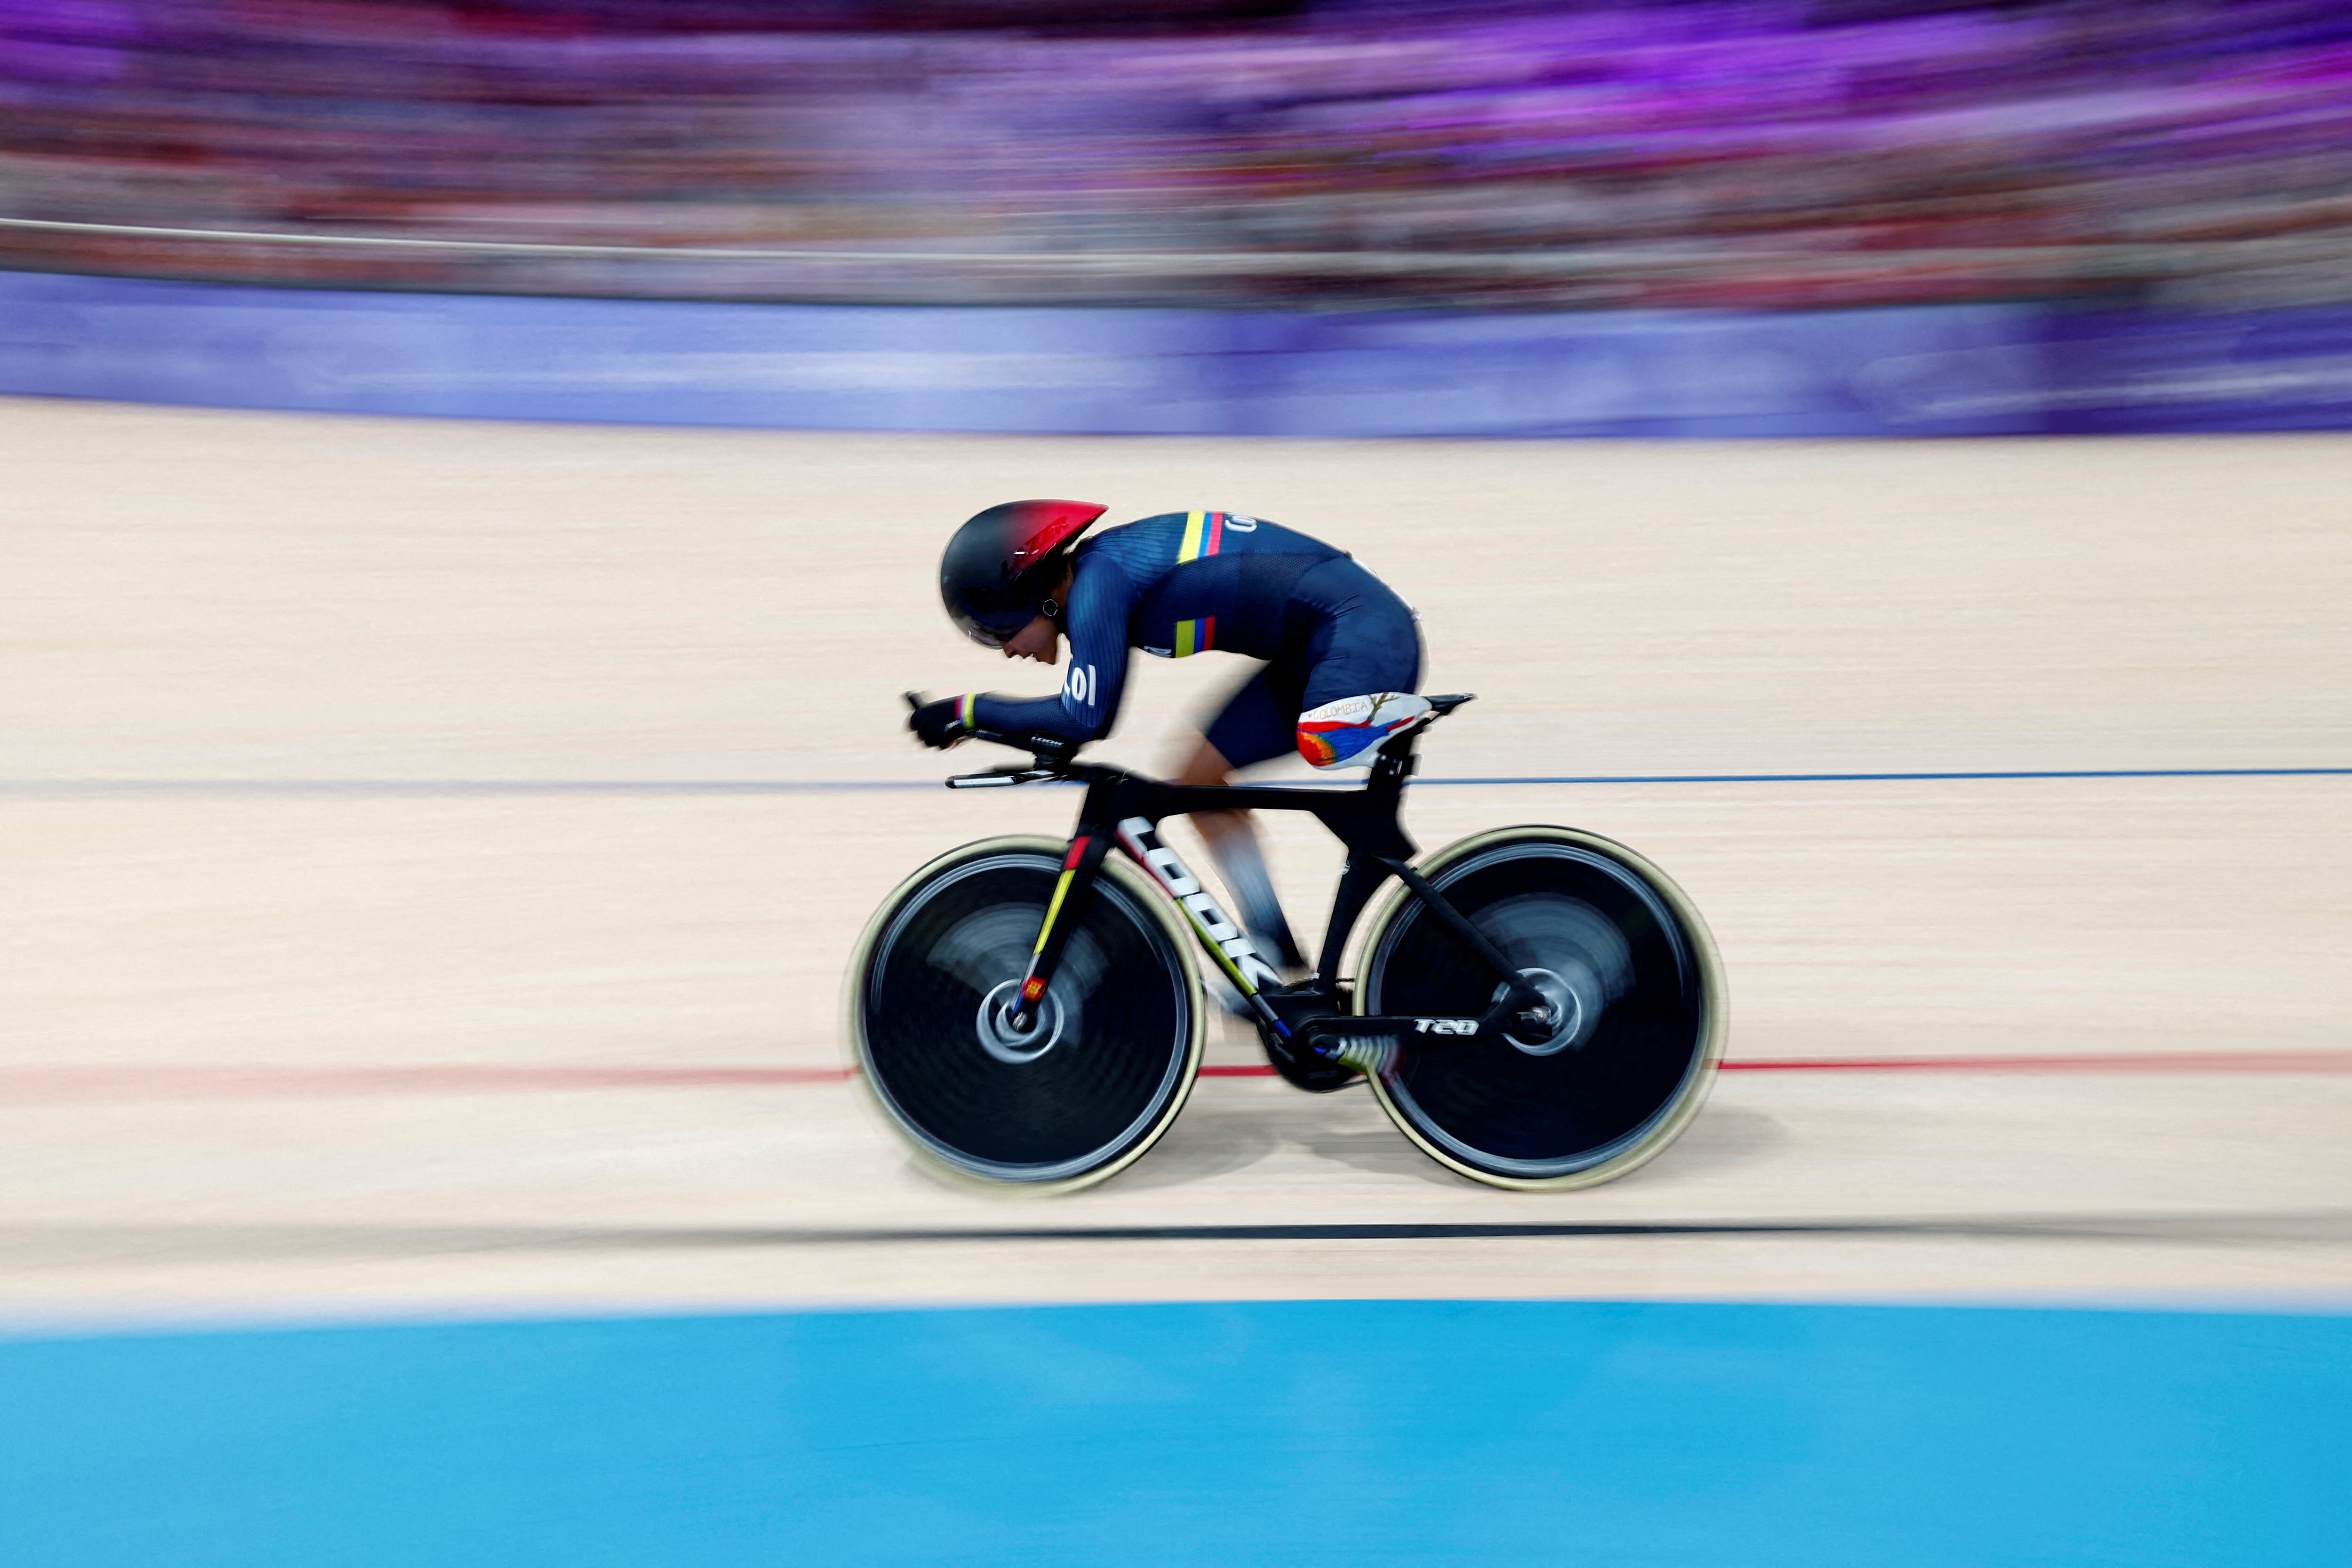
[953,603,1036,650]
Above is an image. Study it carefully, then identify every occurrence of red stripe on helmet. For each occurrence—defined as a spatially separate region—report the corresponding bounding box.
[1010,501,1108,568]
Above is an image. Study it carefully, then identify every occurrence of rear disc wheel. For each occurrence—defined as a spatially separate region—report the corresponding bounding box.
[848,836,1205,1192]
[1353,826,1725,1190]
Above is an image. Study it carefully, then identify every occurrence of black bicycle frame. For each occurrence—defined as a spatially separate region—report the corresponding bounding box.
[943,720,1553,1059]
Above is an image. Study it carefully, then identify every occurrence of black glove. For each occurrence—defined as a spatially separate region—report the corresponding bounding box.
[908,695,971,749]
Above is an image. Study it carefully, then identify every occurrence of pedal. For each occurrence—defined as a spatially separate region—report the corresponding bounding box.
[1261,1028,1360,1094]
[1255,982,1360,1093]
[1316,1035,1398,1079]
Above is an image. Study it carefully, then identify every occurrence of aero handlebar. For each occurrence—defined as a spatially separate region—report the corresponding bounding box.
[904,690,1083,787]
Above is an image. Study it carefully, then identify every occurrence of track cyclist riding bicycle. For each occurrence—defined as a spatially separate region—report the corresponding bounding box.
[868,500,1724,1192]
[909,500,1430,979]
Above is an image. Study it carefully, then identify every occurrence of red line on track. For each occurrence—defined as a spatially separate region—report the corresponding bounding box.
[1716,1051,2352,1074]
[0,1051,2344,1102]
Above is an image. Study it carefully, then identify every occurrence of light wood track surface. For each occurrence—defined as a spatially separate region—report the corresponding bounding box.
[3,398,2347,1321]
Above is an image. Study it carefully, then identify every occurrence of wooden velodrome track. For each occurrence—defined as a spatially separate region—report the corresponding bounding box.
[3,396,2348,1323]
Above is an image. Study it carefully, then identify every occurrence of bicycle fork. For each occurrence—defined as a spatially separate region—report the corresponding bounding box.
[1004,816,1297,1043]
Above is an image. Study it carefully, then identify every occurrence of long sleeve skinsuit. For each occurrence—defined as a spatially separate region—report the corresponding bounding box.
[969,510,1422,768]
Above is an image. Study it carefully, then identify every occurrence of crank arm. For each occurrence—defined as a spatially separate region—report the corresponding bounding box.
[1297,1013,1504,1050]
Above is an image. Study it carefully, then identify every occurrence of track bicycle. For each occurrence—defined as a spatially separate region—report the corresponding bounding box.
[848,693,1726,1192]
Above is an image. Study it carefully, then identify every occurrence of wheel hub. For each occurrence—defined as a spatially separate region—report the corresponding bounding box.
[1495,966,1584,1056]
[976,978,1064,1063]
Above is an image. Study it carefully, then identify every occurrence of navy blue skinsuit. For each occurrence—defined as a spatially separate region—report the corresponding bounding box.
[972,511,1421,767]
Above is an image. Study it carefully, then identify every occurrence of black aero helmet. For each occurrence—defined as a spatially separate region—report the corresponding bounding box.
[940,500,1107,647]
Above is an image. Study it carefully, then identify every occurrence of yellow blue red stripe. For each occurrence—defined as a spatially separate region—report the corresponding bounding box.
[1176,510,1225,564]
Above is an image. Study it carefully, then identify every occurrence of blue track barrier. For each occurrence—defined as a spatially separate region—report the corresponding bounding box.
[2,1299,2344,1567]
[0,269,2142,437]
[8,271,2352,436]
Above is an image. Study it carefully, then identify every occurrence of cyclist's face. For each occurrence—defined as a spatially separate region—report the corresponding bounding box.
[1001,614,1059,664]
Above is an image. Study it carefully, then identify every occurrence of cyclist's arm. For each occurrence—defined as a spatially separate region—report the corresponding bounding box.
[969,560,1131,742]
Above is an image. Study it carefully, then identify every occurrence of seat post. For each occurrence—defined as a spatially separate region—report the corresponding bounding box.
[1369,732,1417,791]
[1313,849,1393,984]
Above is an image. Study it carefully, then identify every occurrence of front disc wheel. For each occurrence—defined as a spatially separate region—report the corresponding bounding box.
[848,836,1205,1192]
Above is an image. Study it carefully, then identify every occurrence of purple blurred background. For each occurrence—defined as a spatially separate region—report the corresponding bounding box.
[6,2,2352,435]
[5,0,2351,310]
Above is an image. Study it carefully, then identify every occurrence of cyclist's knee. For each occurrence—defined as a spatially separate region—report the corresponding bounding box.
[1297,692,1432,769]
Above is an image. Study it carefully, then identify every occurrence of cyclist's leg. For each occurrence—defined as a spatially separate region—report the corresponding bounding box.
[1190,662,1310,972]
[1292,566,1425,767]
[1185,563,1424,967]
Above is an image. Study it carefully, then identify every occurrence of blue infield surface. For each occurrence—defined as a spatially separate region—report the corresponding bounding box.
[1,1299,2344,1567]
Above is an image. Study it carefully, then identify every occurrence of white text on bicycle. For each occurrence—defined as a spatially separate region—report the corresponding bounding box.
[1117,816,1283,992]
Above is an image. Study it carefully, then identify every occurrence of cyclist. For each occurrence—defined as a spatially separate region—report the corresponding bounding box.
[909,499,1427,976]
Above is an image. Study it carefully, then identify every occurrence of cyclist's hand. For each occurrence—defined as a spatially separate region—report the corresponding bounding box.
[908,695,970,750]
